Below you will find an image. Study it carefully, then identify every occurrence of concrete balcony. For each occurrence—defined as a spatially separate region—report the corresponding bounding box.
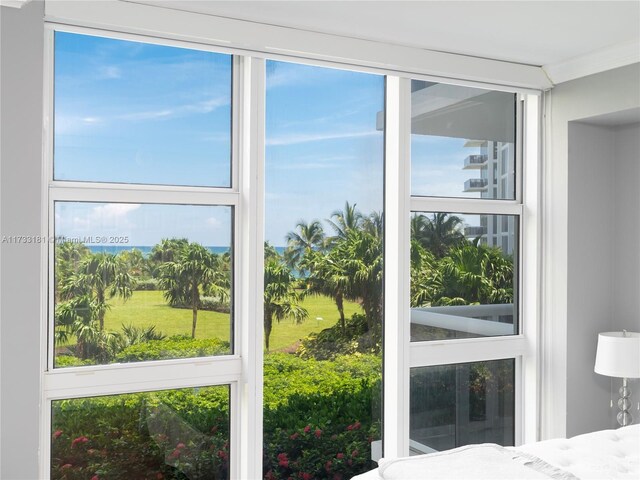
[463,178,488,192]
[464,226,485,237]
[463,154,488,169]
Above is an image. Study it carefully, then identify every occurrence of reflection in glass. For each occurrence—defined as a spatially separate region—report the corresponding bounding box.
[410,359,515,453]
[410,81,516,199]
[263,60,384,479]
[410,212,518,341]
[51,385,230,479]
[54,32,232,187]
[53,202,233,367]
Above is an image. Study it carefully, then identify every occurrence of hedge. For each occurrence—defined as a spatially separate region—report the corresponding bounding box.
[51,349,382,480]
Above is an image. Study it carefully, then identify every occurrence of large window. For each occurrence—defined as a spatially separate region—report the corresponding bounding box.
[43,26,536,480]
[45,30,239,479]
[263,60,384,478]
[407,80,523,452]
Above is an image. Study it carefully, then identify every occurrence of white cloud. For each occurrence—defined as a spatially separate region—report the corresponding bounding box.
[117,95,230,122]
[206,217,221,228]
[266,129,379,146]
[98,65,122,80]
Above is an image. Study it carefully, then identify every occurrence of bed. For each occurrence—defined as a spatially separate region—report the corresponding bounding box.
[353,424,639,479]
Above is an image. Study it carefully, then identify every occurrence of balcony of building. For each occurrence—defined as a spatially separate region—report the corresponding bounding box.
[463,154,488,169]
[463,178,488,192]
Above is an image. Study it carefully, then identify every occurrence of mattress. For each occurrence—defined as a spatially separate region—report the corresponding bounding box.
[352,424,640,480]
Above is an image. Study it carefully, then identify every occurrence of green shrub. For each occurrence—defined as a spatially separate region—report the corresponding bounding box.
[51,386,230,480]
[55,355,96,368]
[134,278,160,291]
[51,352,381,480]
[200,296,231,314]
[170,296,230,314]
[263,353,382,479]
[114,336,231,363]
[296,313,381,360]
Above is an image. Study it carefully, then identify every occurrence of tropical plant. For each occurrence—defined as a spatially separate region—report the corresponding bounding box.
[283,219,325,269]
[263,255,307,351]
[327,201,363,241]
[55,241,90,299]
[158,242,229,338]
[411,212,465,258]
[59,252,134,331]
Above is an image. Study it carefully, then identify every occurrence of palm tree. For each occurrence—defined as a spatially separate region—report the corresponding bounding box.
[158,242,227,338]
[331,227,383,331]
[55,241,90,299]
[327,201,363,240]
[284,220,325,269]
[263,256,307,352]
[412,213,465,258]
[61,252,134,331]
[300,248,349,333]
[438,243,513,305]
[410,239,443,307]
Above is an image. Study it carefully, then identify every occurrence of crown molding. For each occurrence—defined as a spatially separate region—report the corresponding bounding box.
[543,39,640,85]
[0,0,32,8]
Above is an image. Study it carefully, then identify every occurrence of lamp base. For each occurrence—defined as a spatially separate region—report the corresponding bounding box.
[617,378,633,427]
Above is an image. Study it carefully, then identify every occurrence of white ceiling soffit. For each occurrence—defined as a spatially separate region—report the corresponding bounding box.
[0,0,32,8]
[126,0,640,84]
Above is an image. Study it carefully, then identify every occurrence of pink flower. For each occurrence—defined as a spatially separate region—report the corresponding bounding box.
[325,460,333,472]
[277,452,289,468]
[176,442,186,449]
[53,430,63,439]
[314,429,322,438]
[300,473,312,480]
[336,452,344,459]
[290,432,299,440]
[218,450,228,461]
[351,449,359,458]
[353,421,361,430]
[168,448,182,460]
[156,474,164,480]
[71,436,89,448]
[60,464,72,470]
[265,470,275,480]
[303,425,311,433]
[91,475,99,480]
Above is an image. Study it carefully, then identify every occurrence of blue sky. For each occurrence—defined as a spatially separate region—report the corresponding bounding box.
[54,32,483,247]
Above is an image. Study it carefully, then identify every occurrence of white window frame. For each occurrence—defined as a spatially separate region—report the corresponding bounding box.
[384,78,541,456]
[40,16,541,480]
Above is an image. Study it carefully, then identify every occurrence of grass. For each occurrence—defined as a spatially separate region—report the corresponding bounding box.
[103,290,361,352]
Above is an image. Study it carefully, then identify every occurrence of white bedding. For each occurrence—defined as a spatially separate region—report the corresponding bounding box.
[353,424,640,480]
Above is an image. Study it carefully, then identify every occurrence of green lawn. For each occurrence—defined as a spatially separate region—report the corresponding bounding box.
[104,290,361,351]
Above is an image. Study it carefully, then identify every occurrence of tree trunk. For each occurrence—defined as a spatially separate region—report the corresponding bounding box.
[264,307,272,352]
[97,289,105,331]
[191,284,198,339]
[336,292,346,335]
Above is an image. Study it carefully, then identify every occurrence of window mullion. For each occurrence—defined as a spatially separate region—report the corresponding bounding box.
[238,55,265,480]
[383,75,412,458]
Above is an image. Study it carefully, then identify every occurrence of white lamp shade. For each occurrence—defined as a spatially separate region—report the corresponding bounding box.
[594,332,640,378]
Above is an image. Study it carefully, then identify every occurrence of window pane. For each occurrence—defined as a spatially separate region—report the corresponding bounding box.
[264,60,384,478]
[410,212,518,341]
[54,32,232,187]
[54,202,232,367]
[411,81,516,199]
[410,359,515,453]
[51,385,230,479]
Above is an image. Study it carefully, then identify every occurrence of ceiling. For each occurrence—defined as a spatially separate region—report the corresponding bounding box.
[131,1,640,67]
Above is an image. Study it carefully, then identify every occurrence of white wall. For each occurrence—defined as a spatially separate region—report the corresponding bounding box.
[0,1,44,477]
[544,63,640,440]
[566,121,615,436]
[613,123,640,332]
